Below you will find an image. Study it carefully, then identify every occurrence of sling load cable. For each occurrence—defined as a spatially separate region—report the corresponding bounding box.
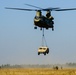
[38,28,49,55]
[41,28,48,47]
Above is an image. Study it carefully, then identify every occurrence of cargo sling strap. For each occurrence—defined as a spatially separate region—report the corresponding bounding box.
[41,28,48,47]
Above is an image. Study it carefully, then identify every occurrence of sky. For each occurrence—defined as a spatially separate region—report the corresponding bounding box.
[0,0,76,65]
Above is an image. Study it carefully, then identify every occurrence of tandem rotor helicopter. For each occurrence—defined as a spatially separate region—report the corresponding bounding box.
[5,4,76,55]
[5,4,76,31]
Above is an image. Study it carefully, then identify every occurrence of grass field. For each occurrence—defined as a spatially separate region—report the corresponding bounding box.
[0,68,76,75]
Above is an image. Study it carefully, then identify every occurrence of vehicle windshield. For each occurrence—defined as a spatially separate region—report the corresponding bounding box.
[43,48,46,50]
[39,47,47,50]
[39,48,42,49]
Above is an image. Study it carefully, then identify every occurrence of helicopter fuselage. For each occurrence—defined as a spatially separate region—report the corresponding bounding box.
[34,15,54,30]
[5,4,76,31]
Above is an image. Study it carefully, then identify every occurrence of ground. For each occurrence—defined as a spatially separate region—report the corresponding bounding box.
[0,68,76,75]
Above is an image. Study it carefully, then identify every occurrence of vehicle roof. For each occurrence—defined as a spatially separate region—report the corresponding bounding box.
[39,46,48,48]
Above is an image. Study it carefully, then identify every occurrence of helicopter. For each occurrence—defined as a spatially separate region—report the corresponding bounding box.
[5,4,76,31]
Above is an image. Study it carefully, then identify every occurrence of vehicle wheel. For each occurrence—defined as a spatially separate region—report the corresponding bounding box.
[47,52,49,54]
[47,50,49,54]
[34,27,37,29]
[38,52,40,55]
[44,53,46,55]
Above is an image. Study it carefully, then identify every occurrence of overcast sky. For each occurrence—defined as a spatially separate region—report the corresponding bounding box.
[0,0,76,65]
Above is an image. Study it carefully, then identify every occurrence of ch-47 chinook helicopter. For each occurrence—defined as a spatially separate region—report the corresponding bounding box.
[5,4,76,31]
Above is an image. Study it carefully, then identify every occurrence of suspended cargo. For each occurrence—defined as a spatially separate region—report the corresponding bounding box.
[38,46,49,55]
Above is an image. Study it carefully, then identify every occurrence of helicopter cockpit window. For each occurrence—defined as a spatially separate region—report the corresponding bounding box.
[35,16,40,19]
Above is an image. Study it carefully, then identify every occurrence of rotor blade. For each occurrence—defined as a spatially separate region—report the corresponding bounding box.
[5,7,37,11]
[54,8,76,11]
[25,4,43,9]
[25,4,60,11]
[42,7,60,11]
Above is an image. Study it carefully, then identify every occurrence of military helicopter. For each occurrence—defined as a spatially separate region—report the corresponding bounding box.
[5,4,76,31]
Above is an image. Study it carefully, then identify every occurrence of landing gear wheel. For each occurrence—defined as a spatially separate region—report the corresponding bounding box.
[40,28,42,30]
[34,27,37,29]
[46,28,48,30]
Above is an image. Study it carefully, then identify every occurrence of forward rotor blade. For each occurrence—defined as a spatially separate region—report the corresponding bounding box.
[5,7,37,11]
[25,4,43,9]
[54,8,76,11]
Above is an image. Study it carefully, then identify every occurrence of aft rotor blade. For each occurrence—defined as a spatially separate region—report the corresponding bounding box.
[25,4,60,11]
[5,7,37,11]
[25,4,43,9]
[54,8,76,11]
[42,8,60,11]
